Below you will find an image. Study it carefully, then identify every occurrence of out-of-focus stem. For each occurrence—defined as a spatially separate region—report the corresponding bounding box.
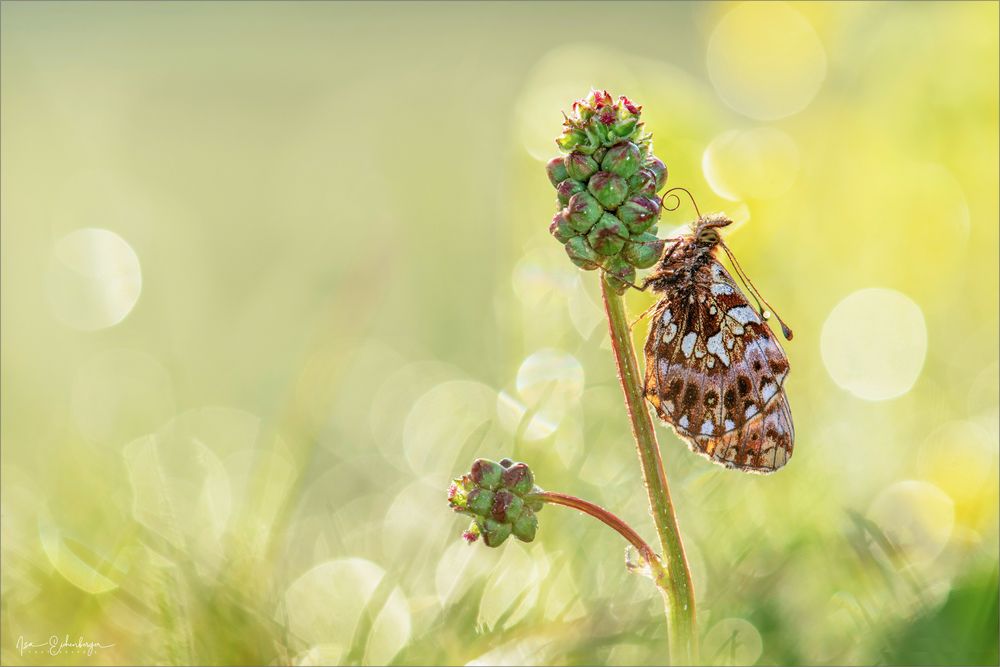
[601,276,697,665]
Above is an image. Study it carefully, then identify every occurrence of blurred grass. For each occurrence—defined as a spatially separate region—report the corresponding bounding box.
[1,2,998,666]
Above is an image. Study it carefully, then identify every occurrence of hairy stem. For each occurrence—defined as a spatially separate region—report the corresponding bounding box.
[601,276,697,665]
[533,491,662,569]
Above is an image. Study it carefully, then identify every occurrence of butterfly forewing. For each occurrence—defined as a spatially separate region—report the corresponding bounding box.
[643,242,793,473]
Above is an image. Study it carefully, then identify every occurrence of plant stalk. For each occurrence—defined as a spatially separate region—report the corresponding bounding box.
[600,276,697,665]
[534,491,663,572]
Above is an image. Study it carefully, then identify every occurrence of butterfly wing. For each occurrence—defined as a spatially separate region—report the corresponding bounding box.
[643,260,794,473]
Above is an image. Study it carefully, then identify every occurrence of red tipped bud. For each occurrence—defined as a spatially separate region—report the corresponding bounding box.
[567,192,603,232]
[565,152,599,181]
[587,213,627,257]
[549,210,577,243]
[617,195,662,234]
[470,458,504,490]
[601,142,642,179]
[588,171,629,210]
[645,157,668,190]
[622,233,665,269]
[556,179,586,207]
[546,157,568,187]
[502,462,535,496]
[564,236,601,270]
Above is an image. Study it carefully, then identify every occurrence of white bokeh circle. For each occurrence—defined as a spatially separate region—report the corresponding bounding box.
[821,288,927,401]
[46,228,142,331]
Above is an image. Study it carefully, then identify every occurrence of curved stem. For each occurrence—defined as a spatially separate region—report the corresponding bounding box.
[601,276,697,665]
[534,491,660,564]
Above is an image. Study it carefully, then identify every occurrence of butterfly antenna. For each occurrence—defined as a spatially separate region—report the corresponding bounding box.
[661,187,703,221]
[720,242,794,340]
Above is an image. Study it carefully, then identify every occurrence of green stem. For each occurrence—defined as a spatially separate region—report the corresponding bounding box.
[600,276,697,665]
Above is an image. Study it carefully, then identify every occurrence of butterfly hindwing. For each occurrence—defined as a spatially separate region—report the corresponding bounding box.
[644,257,794,473]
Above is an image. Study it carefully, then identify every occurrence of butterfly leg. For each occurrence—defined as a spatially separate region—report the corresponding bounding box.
[629,301,660,331]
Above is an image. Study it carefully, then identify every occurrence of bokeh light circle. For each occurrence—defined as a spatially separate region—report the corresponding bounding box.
[821,288,927,401]
[706,2,827,120]
[516,348,584,405]
[867,480,954,566]
[498,350,584,441]
[46,228,142,330]
[284,557,411,664]
[702,128,800,201]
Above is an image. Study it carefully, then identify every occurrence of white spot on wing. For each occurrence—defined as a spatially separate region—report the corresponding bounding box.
[711,282,735,295]
[700,420,714,435]
[663,323,678,343]
[678,415,689,429]
[745,403,758,418]
[661,308,672,325]
[729,306,761,324]
[681,332,697,358]
[725,419,735,431]
[706,331,730,367]
[762,382,777,402]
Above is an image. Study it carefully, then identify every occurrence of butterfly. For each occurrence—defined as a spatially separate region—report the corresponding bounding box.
[639,212,794,473]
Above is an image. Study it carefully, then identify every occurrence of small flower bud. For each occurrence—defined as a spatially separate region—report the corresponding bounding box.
[549,210,577,243]
[627,168,658,197]
[492,489,524,523]
[462,522,481,544]
[601,142,641,179]
[587,213,627,257]
[564,236,601,270]
[501,462,534,496]
[466,487,495,517]
[546,157,568,187]
[604,256,637,295]
[512,509,538,542]
[645,157,668,190]
[557,129,587,152]
[617,195,662,234]
[567,192,603,233]
[556,179,585,207]
[470,458,504,490]
[482,519,512,547]
[588,171,629,210]
[564,152,598,181]
[622,233,665,269]
[612,117,639,138]
[585,121,609,148]
[447,474,473,511]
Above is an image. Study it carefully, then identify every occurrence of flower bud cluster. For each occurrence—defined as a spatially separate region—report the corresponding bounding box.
[546,90,669,293]
[448,458,543,547]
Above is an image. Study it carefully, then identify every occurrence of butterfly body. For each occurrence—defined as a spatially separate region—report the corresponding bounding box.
[642,214,794,473]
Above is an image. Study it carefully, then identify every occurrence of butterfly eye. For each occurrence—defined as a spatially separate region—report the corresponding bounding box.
[697,229,719,244]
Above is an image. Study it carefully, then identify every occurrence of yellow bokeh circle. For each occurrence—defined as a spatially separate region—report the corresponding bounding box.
[702,127,800,201]
[707,2,827,120]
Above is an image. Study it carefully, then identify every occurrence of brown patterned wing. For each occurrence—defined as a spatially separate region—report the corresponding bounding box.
[643,260,794,473]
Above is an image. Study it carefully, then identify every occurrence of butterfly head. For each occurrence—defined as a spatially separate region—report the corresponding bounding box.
[692,214,733,246]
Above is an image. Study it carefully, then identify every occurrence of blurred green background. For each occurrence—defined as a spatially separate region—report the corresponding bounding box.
[1,2,997,665]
